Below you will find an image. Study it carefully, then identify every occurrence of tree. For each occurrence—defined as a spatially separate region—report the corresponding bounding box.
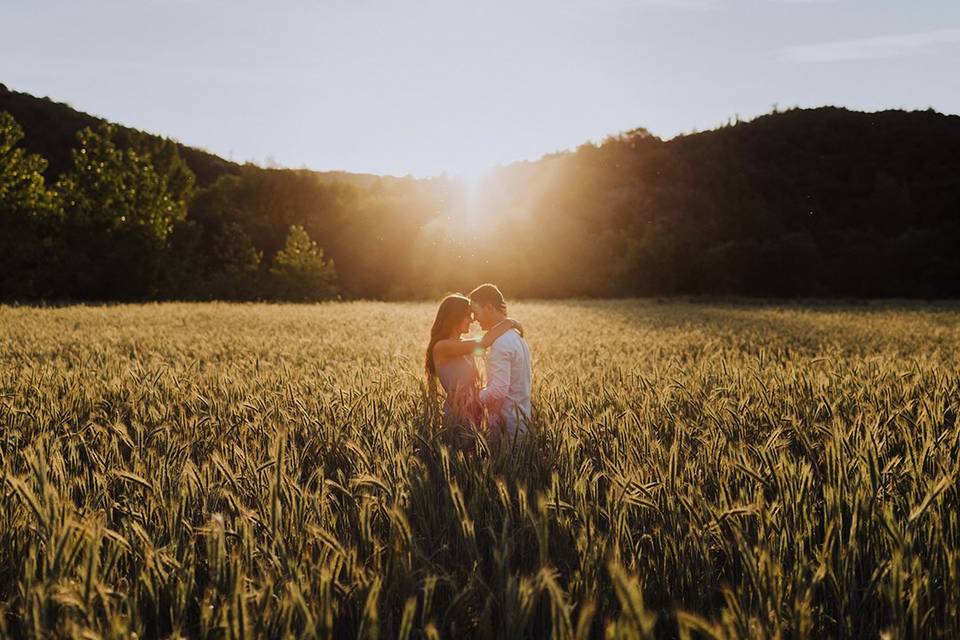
[0,112,51,215]
[0,111,58,298]
[57,124,187,240]
[269,225,337,301]
[55,124,192,298]
[215,222,261,275]
[190,221,265,300]
[120,131,197,209]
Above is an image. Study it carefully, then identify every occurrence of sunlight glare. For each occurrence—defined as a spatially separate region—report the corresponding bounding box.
[453,164,495,227]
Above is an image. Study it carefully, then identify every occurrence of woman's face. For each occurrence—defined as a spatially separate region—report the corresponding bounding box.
[456,310,472,336]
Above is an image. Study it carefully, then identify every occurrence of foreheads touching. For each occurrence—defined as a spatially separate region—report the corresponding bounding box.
[469,283,507,329]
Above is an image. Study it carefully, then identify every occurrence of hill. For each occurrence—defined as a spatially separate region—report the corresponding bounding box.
[477,106,960,297]
[1,83,958,300]
[0,83,240,187]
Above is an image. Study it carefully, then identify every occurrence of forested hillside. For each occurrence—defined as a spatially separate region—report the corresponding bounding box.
[2,83,958,300]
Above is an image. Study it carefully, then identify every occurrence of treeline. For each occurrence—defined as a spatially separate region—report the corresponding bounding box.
[466,107,960,298]
[0,113,336,300]
[1,83,959,301]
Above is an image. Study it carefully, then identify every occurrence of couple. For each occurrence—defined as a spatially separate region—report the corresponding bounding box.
[425,283,532,452]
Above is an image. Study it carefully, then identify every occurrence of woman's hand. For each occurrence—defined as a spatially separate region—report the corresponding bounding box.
[480,317,520,348]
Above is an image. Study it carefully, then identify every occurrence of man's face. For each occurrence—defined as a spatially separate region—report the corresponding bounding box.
[471,302,495,330]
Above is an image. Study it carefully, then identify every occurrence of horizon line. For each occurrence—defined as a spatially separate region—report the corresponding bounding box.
[2,82,956,180]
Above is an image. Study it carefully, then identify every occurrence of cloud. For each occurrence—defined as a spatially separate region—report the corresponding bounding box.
[782,28,960,62]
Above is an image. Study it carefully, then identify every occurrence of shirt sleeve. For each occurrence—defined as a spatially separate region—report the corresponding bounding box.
[479,343,511,406]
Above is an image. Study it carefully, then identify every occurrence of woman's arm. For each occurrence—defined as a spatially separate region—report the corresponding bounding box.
[503,317,523,338]
[433,319,520,363]
[480,318,520,348]
[433,337,482,362]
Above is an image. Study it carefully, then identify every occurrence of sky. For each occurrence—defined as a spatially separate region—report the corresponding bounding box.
[2,0,958,178]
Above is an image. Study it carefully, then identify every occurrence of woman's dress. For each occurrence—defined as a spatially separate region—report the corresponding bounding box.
[436,355,480,450]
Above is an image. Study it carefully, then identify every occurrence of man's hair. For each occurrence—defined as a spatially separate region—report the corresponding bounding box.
[469,283,506,312]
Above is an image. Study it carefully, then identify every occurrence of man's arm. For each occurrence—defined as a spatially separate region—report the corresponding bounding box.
[479,344,511,407]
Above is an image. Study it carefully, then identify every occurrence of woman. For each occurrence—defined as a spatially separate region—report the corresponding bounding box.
[425,293,520,450]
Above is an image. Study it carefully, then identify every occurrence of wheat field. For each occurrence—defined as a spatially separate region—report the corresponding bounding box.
[0,300,958,639]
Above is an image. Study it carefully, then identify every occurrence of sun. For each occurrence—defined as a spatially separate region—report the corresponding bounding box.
[452,164,496,226]
[454,164,494,196]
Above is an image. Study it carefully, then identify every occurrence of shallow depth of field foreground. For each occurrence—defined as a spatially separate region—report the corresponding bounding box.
[1,301,959,638]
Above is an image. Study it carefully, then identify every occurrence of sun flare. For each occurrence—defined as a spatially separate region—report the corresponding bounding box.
[452,164,496,225]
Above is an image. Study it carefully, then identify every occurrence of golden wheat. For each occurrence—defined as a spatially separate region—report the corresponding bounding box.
[0,300,958,638]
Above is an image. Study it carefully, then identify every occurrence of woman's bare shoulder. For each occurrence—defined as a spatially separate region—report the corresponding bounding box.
[433,337,468,360]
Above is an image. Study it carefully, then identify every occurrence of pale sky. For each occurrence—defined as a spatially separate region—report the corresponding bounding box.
[2,0,958,177]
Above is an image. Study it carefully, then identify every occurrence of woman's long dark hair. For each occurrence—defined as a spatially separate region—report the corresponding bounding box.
[425,294,471,384]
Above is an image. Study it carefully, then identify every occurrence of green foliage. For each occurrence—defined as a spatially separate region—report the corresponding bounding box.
[118,129,197,208]
[184,170,352,300]
[0,112,52,216]
[50,125,193,298]
[269,225,337,301]
[57,124,187,242]
[190,222,265,300]
[0,111,58,298]
[215,221,262,275]
[0,301,958,638]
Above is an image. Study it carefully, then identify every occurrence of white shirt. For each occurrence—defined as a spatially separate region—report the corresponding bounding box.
[479,328,532,439]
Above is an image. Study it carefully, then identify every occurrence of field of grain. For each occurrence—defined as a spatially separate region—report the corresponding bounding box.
[1,300,958,639]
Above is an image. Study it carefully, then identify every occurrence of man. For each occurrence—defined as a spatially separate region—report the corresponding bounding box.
[469,283,532,448]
